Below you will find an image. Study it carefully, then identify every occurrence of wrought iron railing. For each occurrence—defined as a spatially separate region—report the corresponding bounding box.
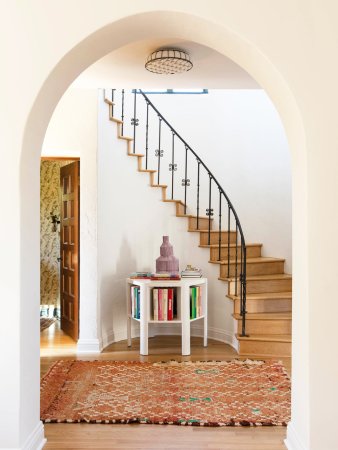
[108,89,248,336]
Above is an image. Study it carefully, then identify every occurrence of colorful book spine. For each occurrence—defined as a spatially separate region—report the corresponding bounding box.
[192,287,196,319]
[158,288,163,321]
[163,289,168,321]
[136,287,140,319]
[153,288,158,321]
[168,288,173,320]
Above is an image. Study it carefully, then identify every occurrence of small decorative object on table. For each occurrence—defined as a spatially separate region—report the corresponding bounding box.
[181,264,202,278]
[156,236,179,274]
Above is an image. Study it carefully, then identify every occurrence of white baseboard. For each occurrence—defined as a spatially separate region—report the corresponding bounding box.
[284,422,308,450]
[77,338,102,353]
[102,325,238,353]
[22,421,46,450]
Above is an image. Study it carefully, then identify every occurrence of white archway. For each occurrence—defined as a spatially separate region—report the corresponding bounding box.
[17,10,308,450]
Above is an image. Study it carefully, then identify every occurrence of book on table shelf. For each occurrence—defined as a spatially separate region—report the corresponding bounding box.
[129,271,181,280]
[130,285,141,319]
[152,287,176,321]
[190,286,203,319]
[129,272,152,279]
[151,272,181,280]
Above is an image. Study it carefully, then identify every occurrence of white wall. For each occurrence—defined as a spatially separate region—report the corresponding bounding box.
[98,88,291,348]
[43,88,100,352]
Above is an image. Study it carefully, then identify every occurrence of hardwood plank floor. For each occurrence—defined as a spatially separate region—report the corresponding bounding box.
[41,321,290,449]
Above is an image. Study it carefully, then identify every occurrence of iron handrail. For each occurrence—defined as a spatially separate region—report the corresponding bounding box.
[111,88,248,336]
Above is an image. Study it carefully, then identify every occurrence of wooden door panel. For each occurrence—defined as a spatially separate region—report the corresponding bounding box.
[60,161,79,341]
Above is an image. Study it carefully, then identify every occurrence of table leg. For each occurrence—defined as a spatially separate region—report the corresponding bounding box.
[181,286,191,356]
[126,282,132,347]
[203,281,208,347]
[140,284,149,355]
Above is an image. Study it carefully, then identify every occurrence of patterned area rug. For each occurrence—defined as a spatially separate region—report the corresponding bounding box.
[41,359,290,426]
[40,317,56,332]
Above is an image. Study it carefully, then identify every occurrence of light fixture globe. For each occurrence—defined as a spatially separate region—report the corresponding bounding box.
[145,49,193,75]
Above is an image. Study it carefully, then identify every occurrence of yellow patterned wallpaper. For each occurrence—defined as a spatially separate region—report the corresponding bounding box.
[40,160,73,306]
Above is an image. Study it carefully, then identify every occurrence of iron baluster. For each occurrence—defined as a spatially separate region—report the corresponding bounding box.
[241,246,248,336]
[131,89,139,154]
[196,160,201,229]
[170,132,176,199]
[218,189,222,261]
[121,89,125,136]
[145,102,149,169]
[183,146,188,214]
[157,117,162,185]
[240,236,243,307]
[235,224,238,296]
[206,174,213,245]
[227,204,231,278]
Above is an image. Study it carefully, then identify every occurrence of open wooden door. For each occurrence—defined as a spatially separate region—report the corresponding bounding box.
[60,161,80,341]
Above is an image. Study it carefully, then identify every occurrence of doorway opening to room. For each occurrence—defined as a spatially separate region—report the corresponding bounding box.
[40,156,80,352]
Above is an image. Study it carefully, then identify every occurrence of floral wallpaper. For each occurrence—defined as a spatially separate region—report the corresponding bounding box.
[40,160,73,306]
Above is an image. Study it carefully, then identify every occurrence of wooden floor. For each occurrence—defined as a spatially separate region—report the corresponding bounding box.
[41,322,290,449]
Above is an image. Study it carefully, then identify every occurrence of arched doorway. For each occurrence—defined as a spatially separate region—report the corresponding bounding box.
[14,10,308,450]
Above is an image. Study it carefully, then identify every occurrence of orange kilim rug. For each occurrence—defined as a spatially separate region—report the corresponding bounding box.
[40,359,290,426]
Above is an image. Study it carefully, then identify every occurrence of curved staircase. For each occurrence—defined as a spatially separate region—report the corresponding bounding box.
[104,91,292,359]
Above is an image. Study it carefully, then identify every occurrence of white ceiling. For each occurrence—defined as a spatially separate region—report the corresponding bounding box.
[72,39,259,89]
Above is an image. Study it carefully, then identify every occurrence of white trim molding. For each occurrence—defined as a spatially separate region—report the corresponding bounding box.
[77,338,102,353]
[285,422,308,450]
[22,421,46,450]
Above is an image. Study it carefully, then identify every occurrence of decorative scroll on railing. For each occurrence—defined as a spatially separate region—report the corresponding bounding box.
[108,89,247,336]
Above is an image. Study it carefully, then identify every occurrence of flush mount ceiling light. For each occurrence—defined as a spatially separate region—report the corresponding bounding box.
[145,49,193,75]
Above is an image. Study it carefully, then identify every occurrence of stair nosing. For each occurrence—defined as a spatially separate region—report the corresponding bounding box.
[210,257,285,265]
[227,292,292,301]
[232,312,292,320]
[236,333,291,343]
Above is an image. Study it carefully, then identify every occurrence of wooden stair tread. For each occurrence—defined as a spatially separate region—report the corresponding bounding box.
[210,257,285,265]
[139,169,157,173]
[163,199,185,205]
[223,273,292,282]
[233,312,292,320]
[104,99,115,106]
[198,230,236,234]
[236,333,291,343]
[238,353,291,360]
[177,214,212,220]
[228,292,292,301]
[118,135,133,141]
[109,116,123,124]
[188,228,218,232]
[127,153,144,157]
[200,243,262,248]
[151,184,167,188]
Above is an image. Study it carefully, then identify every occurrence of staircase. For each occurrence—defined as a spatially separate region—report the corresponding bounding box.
[104,90,292,359]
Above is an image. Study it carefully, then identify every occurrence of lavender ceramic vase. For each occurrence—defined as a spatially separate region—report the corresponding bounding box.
[156,236,179,273]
